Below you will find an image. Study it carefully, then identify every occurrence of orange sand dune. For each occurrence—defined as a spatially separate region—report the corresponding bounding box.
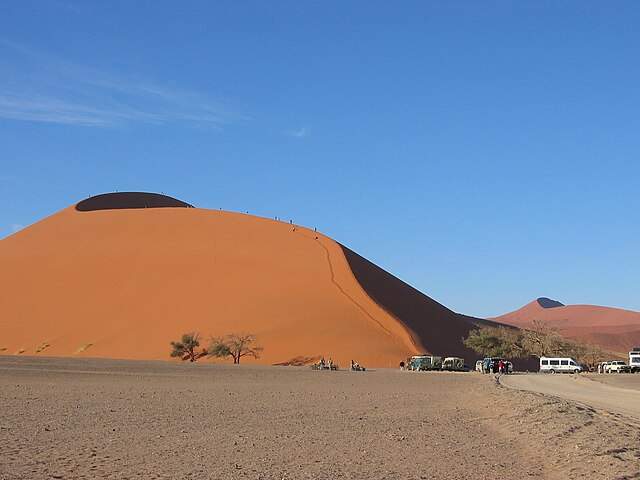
[0,192,494,367]
[495,298,640,354]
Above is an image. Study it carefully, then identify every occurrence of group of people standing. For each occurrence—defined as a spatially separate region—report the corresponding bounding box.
[350,360,365,371]
[312,357,338,370]
[482,358,510,374]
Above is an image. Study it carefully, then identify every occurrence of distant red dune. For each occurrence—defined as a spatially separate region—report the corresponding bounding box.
[494,298,640,354]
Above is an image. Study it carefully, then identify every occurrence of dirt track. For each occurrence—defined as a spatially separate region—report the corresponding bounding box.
[583,373,640,391]
[1,357,640,479]
[500,373,640,421]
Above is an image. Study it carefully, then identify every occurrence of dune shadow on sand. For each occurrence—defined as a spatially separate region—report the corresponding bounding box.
[76,192,194,211]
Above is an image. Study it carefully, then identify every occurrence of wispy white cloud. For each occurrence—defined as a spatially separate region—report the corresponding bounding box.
[0,95,149,127]
[287,127,309,138]
[0,39,245,128]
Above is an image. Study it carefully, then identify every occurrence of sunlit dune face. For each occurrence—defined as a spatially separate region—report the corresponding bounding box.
[1,193,504,366]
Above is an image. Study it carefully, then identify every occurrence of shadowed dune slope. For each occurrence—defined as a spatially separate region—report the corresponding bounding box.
[76,192,194,211]
[0,194,513,367]
[536,297,565,309]
[339,245,497,359]
[495,299,640,354]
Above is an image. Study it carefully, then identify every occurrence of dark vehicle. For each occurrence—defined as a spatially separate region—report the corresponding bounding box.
[482,357,513,374]
[409,355,442,371]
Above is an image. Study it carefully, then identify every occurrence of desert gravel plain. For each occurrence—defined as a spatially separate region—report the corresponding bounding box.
[1,357,639,480]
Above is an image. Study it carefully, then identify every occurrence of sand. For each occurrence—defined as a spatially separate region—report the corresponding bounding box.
[501,373,640,421]
[495,299,640,354]
[1,357,639,480]
[582,373,640,392]
[0,193,497,367]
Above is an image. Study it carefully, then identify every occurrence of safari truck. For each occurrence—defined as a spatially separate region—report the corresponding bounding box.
[409,355,442,371]
[441,357,466,372]
[630,347,640,373]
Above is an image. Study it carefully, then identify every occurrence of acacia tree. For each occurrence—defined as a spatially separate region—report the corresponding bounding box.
[521,319,566,358]
[208,333,263,364]
[578,343,607,370]
[207,336,232,359]
[463,326,525,358]
[170,333,203,362]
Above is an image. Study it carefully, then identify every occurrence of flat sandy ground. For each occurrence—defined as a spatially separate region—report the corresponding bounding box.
[583,373,640,391]
[501,373,640,421]
[1,357,639,480]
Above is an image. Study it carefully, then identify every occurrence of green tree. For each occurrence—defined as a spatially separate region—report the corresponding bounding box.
[170,333,202,362]
[208,336,232,359]
[208,333,263,364]
[463,326,525,358]
[521,319,566,358]
[578,343,607,370]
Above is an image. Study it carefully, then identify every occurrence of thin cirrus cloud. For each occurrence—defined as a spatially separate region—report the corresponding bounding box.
[286,127,309,138]
[0,39,244,128]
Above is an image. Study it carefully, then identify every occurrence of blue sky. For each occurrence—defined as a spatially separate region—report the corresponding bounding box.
[1,1,639,317]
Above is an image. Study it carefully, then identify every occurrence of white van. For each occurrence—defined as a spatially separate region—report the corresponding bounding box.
[539,357,582,374]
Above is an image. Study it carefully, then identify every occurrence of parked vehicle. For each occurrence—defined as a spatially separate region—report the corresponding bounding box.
[482,357,513,374]
[605,360,631,373]
[441,357,466,371]
[409,355,442,371]
[629,347,640,373]
[475,360,484,373]
[539,357,582,374]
